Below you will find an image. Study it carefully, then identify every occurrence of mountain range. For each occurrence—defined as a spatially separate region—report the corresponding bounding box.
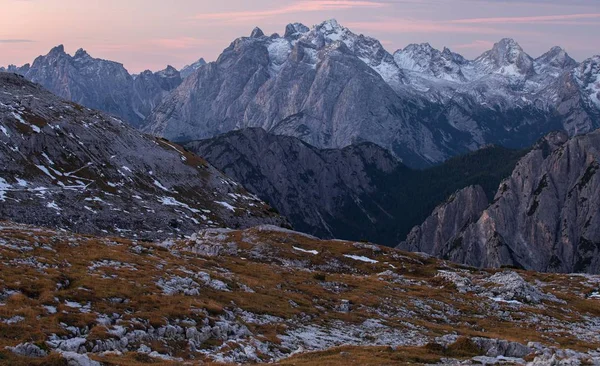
[1,46,184,128]
[3,20,600,168]
[145,20,600,168]
[2,16,600,366]
[1,19,600,271]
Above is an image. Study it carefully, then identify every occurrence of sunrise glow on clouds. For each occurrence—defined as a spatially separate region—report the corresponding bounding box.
[0,0,598,72]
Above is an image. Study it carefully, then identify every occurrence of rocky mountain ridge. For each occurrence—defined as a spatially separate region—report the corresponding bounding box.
[4,21,598,168]
[400,129,600,274]
[0,73,285,239]
[2,46,184,127]
[186,128,524,245]
[145,20,600,168]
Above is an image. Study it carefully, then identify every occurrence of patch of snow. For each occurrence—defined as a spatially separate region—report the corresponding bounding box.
[42,153,55,165]
[46,201,61,212]
[216,201,236,211]
[293,246,319,255]
[491,297,522,305]
[12,112,41,133]
[0,125,9,137]
[2,315,25,324]
[268,38,292,75]
[343,254,379,264]
[0,177,9,201]
[153,179,170,192]
[44,305,57,314]
[158,196,201,214]
[36,165,56,179]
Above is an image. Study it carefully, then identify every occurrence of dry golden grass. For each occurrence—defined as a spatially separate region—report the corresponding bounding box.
[0,222,598,364]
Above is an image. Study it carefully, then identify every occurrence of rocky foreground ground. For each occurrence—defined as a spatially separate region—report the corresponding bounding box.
[0,221,599,365]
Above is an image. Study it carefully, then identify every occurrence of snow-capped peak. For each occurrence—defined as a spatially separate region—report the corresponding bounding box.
[535,46,577,72]
[573,56,600,109]
[297,19,404,85]
[284,23,310,38]
[474,38,535,78]
[394,43,468,82]
[250,27,265,38]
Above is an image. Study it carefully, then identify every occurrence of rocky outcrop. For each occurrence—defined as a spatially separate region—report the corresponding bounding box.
[0,73,284,239]
[402,130,600,273]
[398,185,488,254]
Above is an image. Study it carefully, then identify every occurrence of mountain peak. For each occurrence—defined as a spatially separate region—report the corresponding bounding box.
[394,43,467,82]
[163,65,178,73]
[536,46,577,71]
[476,38,534,77]
[74,48,90,59]
[250,27,265,38]
[180,58,207,79]
[284,22,310,38]
[49,44,66,55]
[411,43,435,51]
[496,38,522,50]
[157,65,179,77]
[319,19,342,30]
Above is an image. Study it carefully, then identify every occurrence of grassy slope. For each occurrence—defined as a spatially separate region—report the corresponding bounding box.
[0,222,598,365]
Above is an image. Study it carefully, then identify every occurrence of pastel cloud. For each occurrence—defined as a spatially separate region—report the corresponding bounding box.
[347,19,512,35]
[1,0,599,72]
[150,37,216,50]
[193,1,386,22]
[452,40,495,50]
[0,39,33,43]
[451,13,600,24]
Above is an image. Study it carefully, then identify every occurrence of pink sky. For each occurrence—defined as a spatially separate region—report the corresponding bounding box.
[1,0,599,73]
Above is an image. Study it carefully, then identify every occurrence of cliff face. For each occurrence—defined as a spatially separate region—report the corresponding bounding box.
[401,130,600,274]
[186,128,405,243]
[398,185,489,255]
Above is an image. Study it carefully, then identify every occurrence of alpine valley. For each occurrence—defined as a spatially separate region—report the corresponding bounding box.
[1,17,600,366]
